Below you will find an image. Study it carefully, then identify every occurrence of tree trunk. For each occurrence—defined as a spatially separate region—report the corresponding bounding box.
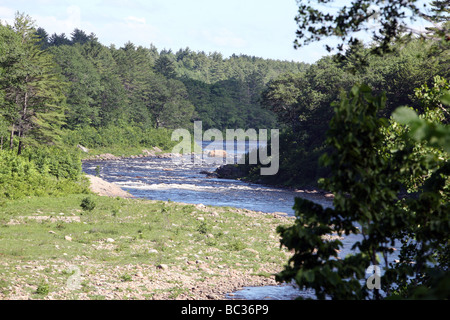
[17,130,23,155]
[17,88,28,156]
[10,125,14,149]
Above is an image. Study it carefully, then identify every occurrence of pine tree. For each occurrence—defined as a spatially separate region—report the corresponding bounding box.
[0,13,67,154]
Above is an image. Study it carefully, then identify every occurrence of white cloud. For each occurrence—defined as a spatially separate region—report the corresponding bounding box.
[201,28,247,49]
[28,5,83,36]
[0,6,15,25]
[65,5,82,31]
[125,16,146,25]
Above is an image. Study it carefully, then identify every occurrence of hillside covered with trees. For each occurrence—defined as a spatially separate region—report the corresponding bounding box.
[1,13,307,157]
[240,37,450,187]
[0,13,307,199]
[0,0,449,301]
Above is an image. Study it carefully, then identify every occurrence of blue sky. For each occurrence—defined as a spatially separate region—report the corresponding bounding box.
[0,0,335,64]
[0,1,435,64]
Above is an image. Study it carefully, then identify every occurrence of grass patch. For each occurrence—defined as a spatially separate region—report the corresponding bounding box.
[0,194,292,299]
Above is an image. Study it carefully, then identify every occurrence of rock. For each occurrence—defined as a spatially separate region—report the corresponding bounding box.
[142,149,156,157]
[48,230,56,234]
[148,249,159,254]
[207,149,227,157]
[321,234,344,241]
[157,153,172,158]
[64,235,72,242]
[244,248,259,255]
[153,146,163,153]
[156,264,168,270]
[77,144,89,153]
[200,170,218,178]
[106,238,115,243]
[93,153,121,161]
[273,212,288,216]
[214,164,247,179]
[86,175,134,198]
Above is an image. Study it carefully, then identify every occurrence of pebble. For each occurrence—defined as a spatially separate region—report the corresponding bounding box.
[64,236,72,242]
[157,264,169,270]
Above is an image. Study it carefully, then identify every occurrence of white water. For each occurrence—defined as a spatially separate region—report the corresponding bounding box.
[82,140,399,300]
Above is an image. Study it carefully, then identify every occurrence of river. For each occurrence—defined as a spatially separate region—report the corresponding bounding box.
[82,140,399,300]
[82,140,333,215]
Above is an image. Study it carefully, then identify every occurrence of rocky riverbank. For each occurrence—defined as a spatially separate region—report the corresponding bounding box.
[207,164,335,200]
[0,174,296,301]
[86,175,135,198]
[82,176,293,300]
[81,148,178,161]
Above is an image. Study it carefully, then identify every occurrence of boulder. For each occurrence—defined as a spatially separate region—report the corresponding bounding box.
[142,149,156,157]
[207,149,227,157]
[200,170,218,178]
[98,153,120,160]
[77,144,89,153]
[214,164,247,179]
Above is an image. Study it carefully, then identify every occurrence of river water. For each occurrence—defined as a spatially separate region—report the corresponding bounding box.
[82,140,399,300]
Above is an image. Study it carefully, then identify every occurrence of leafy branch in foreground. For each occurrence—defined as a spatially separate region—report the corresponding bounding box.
[294,0,449,56]
[277,83,449,299]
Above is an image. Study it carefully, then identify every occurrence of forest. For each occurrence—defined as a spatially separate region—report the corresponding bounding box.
[0,13,305,198]
[242,37,450,187]
[0,0,449,301]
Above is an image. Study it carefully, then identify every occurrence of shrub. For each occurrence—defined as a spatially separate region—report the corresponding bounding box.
[61,125,177,151]
[80,197,96,212]
[0,148,88,200]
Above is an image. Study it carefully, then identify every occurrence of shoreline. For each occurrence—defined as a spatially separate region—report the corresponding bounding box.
[84,175,294,300]
[0,174,295,300]
[82,152,335,200]
[1,189,295,300]
[0,154,339,301]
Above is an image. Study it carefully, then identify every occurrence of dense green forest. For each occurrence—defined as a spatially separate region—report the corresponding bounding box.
[35,25,306,132]
[273,0,450,300]
[240,38,450,187]
[0,13,305,199]
[1,13,307,153]
[0,0,449,301]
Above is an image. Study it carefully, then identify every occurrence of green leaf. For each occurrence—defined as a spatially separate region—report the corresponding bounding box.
[440,91,450,106]
[392,107,419,125]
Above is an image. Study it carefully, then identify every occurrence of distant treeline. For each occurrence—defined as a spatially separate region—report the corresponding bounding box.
[35,27,306,132]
